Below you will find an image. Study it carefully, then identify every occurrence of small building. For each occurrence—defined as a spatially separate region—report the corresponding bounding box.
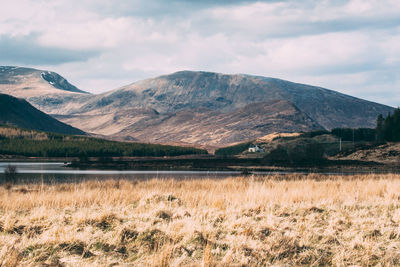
[248,144,264,153]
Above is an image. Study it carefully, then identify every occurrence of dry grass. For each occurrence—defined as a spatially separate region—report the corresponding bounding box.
[1,174,400,266]
[0,127,48,140]
[256,132,301,143]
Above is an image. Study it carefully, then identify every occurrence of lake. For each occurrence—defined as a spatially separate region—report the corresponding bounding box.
[0,162,244,183]
[0,161,393,183]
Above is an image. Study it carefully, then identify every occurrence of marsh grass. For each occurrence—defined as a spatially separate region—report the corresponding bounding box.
[1,174,400,266]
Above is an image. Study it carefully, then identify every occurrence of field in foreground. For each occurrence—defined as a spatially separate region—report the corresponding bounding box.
[1,175,400,266]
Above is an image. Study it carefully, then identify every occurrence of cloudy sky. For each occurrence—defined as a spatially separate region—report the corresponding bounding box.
[1,0,399,106]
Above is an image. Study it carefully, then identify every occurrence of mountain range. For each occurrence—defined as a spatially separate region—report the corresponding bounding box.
[0,66,394,148]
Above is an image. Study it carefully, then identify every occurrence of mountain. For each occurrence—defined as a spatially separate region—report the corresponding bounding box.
[0,93,85,135]
[0,66,91,114]
[91,71,391,130]
[0,68,394,148]
[56,71,392,147]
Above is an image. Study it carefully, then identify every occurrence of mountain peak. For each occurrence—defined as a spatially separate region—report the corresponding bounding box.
[0,66,89,94]
[39,70,88,94]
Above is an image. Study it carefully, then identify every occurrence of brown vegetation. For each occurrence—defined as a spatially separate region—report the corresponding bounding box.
[0,127,48,140]
[1,174,400,266]
[336,142,400,164]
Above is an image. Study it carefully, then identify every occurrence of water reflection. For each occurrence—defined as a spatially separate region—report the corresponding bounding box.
[0,162,241,183]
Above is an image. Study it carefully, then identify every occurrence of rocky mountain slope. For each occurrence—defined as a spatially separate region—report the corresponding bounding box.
[0,67,394,147]
[0,93,85,135]
[115,100,323,146]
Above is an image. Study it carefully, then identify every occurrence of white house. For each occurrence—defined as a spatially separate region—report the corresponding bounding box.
[248,144,264,153]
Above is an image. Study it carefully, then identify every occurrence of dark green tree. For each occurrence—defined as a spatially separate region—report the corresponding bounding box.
[376,114,384,142]
[376,108,400,142]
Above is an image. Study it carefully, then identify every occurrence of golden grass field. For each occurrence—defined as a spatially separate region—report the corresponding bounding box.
[1,174,400,266]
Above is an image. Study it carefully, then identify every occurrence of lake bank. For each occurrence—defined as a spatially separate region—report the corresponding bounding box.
[1,159,400,185]
[66,156,400,174]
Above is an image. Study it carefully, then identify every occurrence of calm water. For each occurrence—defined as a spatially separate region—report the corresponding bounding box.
[0,162,243,183]
[0,162,392,183]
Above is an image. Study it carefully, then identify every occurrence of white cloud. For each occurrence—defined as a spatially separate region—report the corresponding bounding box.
[37,17,138,50]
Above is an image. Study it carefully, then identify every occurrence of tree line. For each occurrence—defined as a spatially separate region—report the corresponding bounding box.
[332,108,400,143]
[0,126,207,157]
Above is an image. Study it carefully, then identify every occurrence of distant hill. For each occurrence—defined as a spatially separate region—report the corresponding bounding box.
[0,67,394,147]
[0,93,85,135]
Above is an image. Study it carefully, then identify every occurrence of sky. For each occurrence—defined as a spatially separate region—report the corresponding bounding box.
[0,0,399,106]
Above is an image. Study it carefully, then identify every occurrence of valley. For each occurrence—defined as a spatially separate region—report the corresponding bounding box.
[0,65,398,174]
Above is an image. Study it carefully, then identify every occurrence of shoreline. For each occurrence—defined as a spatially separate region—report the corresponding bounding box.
[2,156,400,174]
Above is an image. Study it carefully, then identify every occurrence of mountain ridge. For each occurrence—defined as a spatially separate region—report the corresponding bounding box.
[0,66,394,147]
[79,70,392,127]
